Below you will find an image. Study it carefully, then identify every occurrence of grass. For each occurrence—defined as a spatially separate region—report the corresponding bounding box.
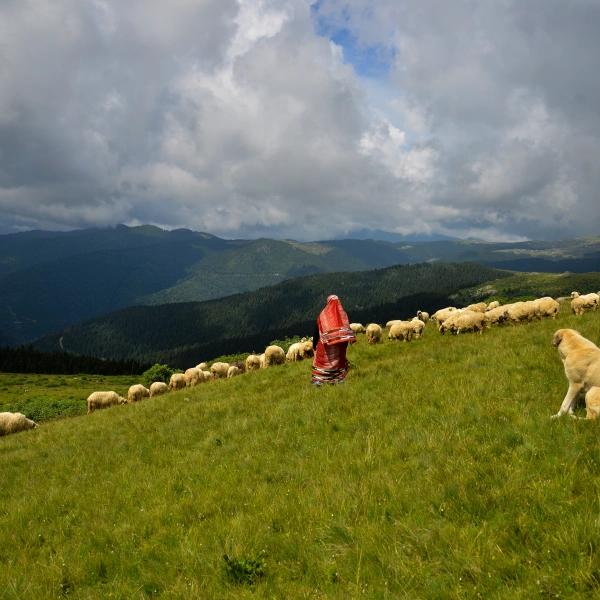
[1,307,600,597]
[0,373,134,422]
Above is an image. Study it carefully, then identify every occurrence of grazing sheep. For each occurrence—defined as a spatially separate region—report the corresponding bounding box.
[259,353,266,368]
[486,301,500,311]
[584,387,600,420]
[466,302,488,313]
[149,382,169,397]
[286,342,304,362]
[227,365,241,378]
[301,340,314,358]
[505,301,536,324]
[245,354,261,371]
[431,307,458,326]
[440,311,485,335]
[388,321,413,342]
[128,384,150,403]
[86,391,127,414]
[534,296,560,319]
[350,323,365,334]
[195,362,207,370]
[484,305,508,327]
[366,323,382,344]
[0,412,37,436]
[202,370,212,381]
[184,367,201,387]
[410,317,425,339]
[169,373,186,390]
[385,319,401,328]
[571,292,599,316]
[264,345,285,367]
[416,310,429,323]
[211,362,230,379]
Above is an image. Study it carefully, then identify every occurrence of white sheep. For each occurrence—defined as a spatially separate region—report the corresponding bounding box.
[385,319,401,328]
[264,345,285,367]
[195,362,208,370]
[245,354,261,371]
[486,301,500,311]
[86,391,127,414]
[484,305,508,327]
[439,311,485,335]
[128,384,150,403]
[388,321,413,342]
[416,310,430,323]
[571,292,599,316]
[149,382,169,397]
[534,296,560,319]
[465,302,488,313]
[349,323,365,334]
[0,412,38,435]
[286,342,304,362]
[366,323,382,344]
[227,365,241,378]
[184,367,201,387]
[431,307,458,326]
[410,317,426,339]
[169,373,186,390]
[211,362,230,379]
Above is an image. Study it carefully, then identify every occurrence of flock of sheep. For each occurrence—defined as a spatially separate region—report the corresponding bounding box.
[1,290,599,437]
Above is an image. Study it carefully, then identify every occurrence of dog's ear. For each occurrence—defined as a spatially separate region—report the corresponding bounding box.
[552,330,563,347]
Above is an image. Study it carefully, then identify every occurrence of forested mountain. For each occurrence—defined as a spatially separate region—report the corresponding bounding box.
[1,225,599,346]
[34,262,506,367]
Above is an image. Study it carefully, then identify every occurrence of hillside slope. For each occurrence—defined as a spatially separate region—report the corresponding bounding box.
[35,262,505,365]
[2,307,600,597]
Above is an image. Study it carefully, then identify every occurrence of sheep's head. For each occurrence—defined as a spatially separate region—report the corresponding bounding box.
[119,396,127,405]
[571,291,580,298]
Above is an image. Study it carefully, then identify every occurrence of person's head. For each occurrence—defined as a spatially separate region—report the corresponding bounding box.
[327,294,339,303]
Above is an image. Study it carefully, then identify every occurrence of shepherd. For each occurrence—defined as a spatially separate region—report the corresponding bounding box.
[311,295,356,386]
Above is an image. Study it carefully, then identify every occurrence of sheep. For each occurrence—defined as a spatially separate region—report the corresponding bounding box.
[534,296,560,319]
[301,340,314,358]
[169,373,186,390]
[431,307,458,326]
[349,323,365,334]
[184,367,201,387]
[149,382,169,397]
[416,310,429,323]
[128,384,150,403]
[466,302,488,313]
[388,321,413,342]
[202,370,212,381]
[484,305,508,327]
[571,293,599,316]
[505,301,536,324]
[245,354,261,371]
[264,345,285,367]
[0,412,38,436]
[227,365,241,378]
[486,300,500,311]
[195,362,207,370]
[259,353,266,368]
[410,317,425,339]
[385,319,401,328]
[211,362,230,379]
[366,323,382,344]
[286,342,304,362]
[86,391,127,414]
[439,311,485,335]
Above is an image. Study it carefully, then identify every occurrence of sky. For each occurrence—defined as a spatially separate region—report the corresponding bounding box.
[1,0,599,242]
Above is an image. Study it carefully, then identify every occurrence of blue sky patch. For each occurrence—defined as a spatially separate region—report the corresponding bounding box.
[311,1,395,79]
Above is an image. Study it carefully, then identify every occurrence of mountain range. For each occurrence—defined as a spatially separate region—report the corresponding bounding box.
[1,224,599,346]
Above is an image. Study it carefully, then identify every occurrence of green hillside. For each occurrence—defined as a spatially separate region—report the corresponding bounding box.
[2,305,600,597]
[35,262,505,366]
[1,225,598,346]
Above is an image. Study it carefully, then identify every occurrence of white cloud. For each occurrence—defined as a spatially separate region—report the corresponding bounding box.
[0,0,599,241]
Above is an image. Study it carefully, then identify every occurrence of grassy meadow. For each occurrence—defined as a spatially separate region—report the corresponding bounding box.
[2,304,600,598]
[0,373,134,422]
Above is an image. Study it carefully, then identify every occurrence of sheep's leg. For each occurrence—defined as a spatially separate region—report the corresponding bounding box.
[552,382,584,418]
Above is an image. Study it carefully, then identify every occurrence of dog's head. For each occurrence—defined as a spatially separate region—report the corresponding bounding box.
[552,329,566,347]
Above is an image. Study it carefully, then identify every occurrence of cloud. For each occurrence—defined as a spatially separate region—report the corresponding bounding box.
[0,0,599,241]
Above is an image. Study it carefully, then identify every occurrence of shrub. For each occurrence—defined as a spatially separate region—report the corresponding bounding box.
[142,363,176,387]
[222,553,266,585]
